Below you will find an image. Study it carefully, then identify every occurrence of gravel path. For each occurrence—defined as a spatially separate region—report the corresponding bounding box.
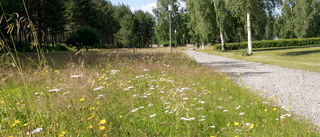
[183,48,320,126]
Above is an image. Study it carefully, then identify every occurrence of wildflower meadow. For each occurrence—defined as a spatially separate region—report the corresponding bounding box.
[0,49,318,136]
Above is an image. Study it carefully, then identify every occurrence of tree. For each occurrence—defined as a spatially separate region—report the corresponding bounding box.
[66,26,99,51]
[135,10,155,47]
[213,0,227,50]
[186,0,217,49]
[153,0,181,45]
[225,0,280,54]
[116,14,136,47]
[281,0,296,39]
[44,0,67,49]
[293,0,320,38]
[92,0,117,46]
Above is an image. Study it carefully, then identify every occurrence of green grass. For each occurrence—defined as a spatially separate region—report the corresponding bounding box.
[201,46,320,73]
[0,48,318,136]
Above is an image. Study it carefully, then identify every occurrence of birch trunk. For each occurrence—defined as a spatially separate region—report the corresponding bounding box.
[247,11,252,55]
[202,41,204,49]
[220,28,225,51]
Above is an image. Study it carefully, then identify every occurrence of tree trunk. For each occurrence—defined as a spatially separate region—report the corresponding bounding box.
[220,28,226,51]
[51,28,54,50]
[247,11,252,55]
[202,40,204,50]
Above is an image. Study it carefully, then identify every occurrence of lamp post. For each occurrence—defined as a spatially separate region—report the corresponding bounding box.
[183,34,185,46]
[175,30,176,48]
[168,4,172,52]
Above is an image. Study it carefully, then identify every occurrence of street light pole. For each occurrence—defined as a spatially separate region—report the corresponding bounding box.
[168,4,172,52]
[183,34,185,46]
[175,30,176,48]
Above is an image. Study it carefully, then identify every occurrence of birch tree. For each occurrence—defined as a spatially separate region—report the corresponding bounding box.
[213,0,227,51]
[186,0,217,49]
[225,0,280,54]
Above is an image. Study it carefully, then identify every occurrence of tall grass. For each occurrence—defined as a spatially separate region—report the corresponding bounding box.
[0,49,318,136]
[0,2,318,136]
[0,0,47,84]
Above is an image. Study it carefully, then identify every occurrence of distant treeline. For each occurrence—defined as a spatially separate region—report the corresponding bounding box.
[1,0,320,52]
[0,0,154,50]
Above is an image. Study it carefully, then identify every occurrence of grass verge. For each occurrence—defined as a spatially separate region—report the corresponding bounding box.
[200,46,320,73]
[0,48,318,136]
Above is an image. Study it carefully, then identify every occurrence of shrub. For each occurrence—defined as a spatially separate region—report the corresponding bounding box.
[66,26,99,51]
[161,41,175,47]
[213,37,320,50]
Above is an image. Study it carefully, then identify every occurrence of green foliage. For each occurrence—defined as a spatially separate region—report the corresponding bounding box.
[65,26,99,51]
[186,0,217,44]
[161,41,175,47]
[213,38,320,50]
[116,13,135,47]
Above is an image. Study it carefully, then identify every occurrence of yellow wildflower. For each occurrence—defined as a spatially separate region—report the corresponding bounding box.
[307,130,310,133]
[249,124,254,129]
[87,125,93,129]
[15,120,20,124]
[90,107,95,111]
[234,122,239,126]
[103,134,107,137]
[40,92,44,95]
[23,123,28,126]
[10,124,16,128]
[88,114,95,120]
[60,131,66,135]
[99,126,106,131]
[264,109,267,111]
[80,97,85,102]
[96,102,100,105]
[99,119,106,125]
[227,123,230,126]
[0,101,4,104]
[273,108,277,111]
[119,115,122,118]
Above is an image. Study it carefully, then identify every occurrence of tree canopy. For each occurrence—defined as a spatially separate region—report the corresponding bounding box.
[1,0,320,52]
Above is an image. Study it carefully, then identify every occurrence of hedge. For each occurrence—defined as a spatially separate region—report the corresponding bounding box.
[213,37,320,50]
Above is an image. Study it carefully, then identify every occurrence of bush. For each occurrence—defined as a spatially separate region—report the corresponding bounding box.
[161,41,175,47]
[7,42,32,52]
[213,37,320,50]
[66,26,99,51]
[54,43,69,51]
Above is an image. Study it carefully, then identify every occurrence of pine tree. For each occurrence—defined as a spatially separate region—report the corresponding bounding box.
[116,13,136,47]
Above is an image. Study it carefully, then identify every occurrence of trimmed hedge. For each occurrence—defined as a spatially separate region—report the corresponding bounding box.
[213,37,320,50]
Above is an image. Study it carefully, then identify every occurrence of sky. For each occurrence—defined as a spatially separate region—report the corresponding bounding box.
[108,0,186,15]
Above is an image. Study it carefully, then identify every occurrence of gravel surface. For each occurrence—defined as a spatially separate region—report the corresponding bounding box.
[183,48,320,126]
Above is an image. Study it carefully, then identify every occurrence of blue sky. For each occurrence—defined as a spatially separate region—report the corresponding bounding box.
[108,0,158,14]
[108,0,186,14]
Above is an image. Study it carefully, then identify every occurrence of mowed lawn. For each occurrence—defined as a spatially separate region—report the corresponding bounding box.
[201,46,320,73]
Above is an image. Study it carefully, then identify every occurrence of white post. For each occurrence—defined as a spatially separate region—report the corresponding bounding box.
[175,29,176,48]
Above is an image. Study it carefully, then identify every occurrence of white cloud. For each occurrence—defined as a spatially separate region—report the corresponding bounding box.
[178,0,186,10]
[141,2,157,14]
[130,7,137,13]
[132,1,186,15]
